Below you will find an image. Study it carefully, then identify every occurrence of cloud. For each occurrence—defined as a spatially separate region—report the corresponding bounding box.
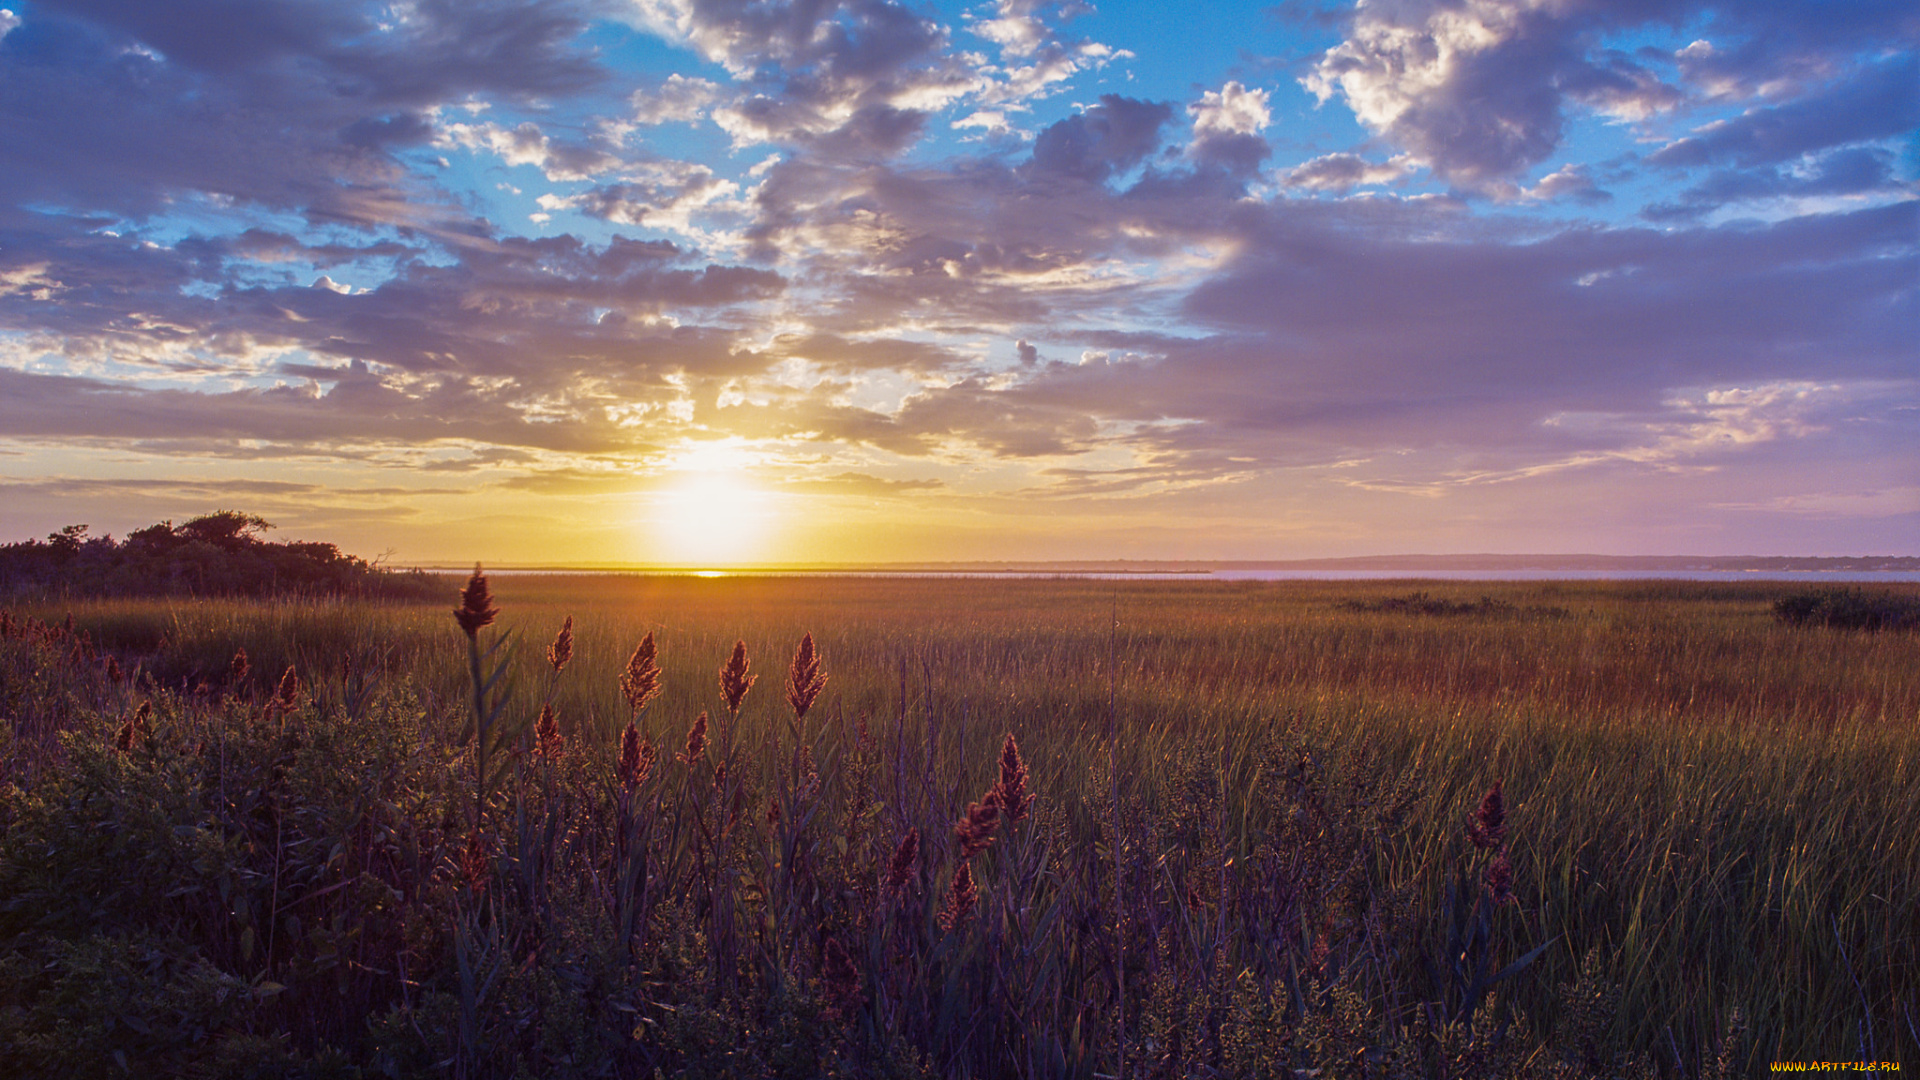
[629,73,726,124]
[1284,152,1413,193]
[1188,81,1272,176]
[1525,163,1610,204]
[1301,0,1912,192]
[1649,53,1920,170]
[1644,144,1914,221]
[437,120,623,181]
[622,0,977,150]
[1025,95,1173,184]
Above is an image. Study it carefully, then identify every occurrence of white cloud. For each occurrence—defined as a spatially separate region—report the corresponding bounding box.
[630,74,726,126]
[1190,82,1270,139]
[1283,152,1414,193]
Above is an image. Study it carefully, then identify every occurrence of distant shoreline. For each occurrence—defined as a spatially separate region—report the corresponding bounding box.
[405,554,1920,575]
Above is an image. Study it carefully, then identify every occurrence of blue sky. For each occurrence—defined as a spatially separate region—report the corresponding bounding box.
[0,0,1914,565]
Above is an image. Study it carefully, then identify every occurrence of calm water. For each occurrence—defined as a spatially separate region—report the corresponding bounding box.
[476,568,1920,583]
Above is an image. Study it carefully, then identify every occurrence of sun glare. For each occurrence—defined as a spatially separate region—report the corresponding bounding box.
[646,467,783,567]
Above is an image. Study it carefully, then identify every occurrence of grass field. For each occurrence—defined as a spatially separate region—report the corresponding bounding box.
[1,575,1914,1077]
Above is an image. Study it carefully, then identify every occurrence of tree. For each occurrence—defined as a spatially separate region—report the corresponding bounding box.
[174,511,272,552]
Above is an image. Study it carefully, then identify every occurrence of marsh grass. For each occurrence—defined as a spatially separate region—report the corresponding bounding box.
[0,575,1914,1076]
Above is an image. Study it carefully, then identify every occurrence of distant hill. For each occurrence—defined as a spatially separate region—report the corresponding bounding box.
[0,511,445,600]
[847,554,1920,573]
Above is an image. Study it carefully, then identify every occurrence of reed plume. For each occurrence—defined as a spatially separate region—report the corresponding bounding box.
[114,700,152,752]
[460,827,493,893]
[534,703,563,760]
[820,937,864,1019]
[229,647,249,682]
[453,563,498,638]
[546,615,574,673]
[1466,781,1508,851]
[620,632,661,714]
[954,789,1002,860]
[990,732,1032,823]
[784,632,826,724]
[883,828,919,899]
[274,665,300,710]
[937,862,978,930]
[1482,847,1515,906]
[719,640,755,714]
[619,721,656,789]
[677,710,709,765]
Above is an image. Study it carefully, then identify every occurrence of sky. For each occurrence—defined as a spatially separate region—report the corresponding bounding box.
[0,0,1914,566]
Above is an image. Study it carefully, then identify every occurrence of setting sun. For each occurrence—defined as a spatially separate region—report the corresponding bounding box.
[644,468,784,567]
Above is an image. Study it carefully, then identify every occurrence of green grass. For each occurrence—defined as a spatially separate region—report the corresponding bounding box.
[1,576,1914,1077]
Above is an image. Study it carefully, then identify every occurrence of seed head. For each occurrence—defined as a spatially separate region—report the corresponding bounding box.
[991,732,1033,823]
[453,564,498,637]
[719,640,755,714]
[533,703,563,760]
[229,648,249,682]
[114,700,152,752]
[1482,846,1515,906]
[274,665,300,710]
[461,828,493,893]
[1466,781,1508,851]
[937,862,979,931]
[677,710,709,765]
[883,828,919,899]
[821,937,864,1019]
[784,632,827,723]
[954,789,1002,860]
[618,720,656,789]
[546,616,574,673]
[620,632,661,713]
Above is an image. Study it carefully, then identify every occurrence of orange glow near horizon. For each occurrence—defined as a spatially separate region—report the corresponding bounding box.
[643,464,784,567]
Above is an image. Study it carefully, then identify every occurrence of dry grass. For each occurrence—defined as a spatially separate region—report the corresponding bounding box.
[1,574,1914,1076]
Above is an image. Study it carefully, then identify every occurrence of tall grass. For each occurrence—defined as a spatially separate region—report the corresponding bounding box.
[0,575,1914,1076]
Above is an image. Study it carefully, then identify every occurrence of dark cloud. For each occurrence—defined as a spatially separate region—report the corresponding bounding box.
[1026,95,1173,184]
[1648,54,1919,170]
[1645,146,1912,221]
[1305,0,1917,191]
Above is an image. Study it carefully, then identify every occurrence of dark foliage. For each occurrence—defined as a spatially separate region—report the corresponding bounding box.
[1343,592,1570,620]
[1773,588,1920,632]
[0,512,442,601]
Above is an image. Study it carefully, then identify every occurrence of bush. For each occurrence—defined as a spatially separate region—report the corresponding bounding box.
[1772,588,1920,631]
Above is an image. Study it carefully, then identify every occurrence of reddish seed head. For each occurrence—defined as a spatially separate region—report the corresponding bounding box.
[1483,847,1516,906]
[546,616,574,673]
[677,711,709,765]
[229,648,249,682]
[274,665,300,709]
[114,700,152,752]
[937,862,979,931]
[784,632,827,723]
[461,828,493,893]
[618,720,655,789]
[991,732,1033,823]
[719,640,755,714]
[453,564,499,637]
[954,789,1002,860]
[884,828,919,899]
[1467,781,1509,851]
[620,632,661,713]
[534,703,563,760]
[821,937,864,1018]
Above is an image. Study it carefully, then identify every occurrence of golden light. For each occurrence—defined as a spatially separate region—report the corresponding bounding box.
[643,449,785,567]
